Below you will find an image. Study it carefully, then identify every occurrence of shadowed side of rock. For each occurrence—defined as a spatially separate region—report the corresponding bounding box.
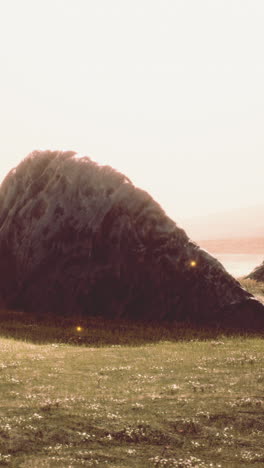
[0,150,263,329]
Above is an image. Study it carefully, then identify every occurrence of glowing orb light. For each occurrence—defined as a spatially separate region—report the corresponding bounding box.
[190,260,197,267]
[76,326,82,332]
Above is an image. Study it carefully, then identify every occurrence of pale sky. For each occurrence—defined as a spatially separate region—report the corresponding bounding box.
[0,0,263,221]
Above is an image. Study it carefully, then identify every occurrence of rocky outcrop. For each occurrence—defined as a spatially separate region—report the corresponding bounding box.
[0,150,263,329]
[247,262,264,282]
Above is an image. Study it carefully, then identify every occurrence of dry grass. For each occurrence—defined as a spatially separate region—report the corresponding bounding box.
[0,279,263,467]
[0,337,263,466]
[239,278,264,304]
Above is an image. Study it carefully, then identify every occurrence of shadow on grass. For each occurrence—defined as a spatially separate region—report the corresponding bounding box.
[0,308,262,347]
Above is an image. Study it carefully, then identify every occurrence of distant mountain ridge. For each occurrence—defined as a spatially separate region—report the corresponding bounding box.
[198,238,264,255]
[178,205,264,242]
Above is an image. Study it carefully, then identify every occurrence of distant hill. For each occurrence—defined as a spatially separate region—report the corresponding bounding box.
[198,238,264,255]
[178,205,264,243]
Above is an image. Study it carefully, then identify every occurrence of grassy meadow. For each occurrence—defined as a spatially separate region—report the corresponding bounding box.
[0,279,263,467]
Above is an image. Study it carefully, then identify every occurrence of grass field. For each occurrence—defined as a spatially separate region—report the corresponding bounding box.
[0,279,263,467]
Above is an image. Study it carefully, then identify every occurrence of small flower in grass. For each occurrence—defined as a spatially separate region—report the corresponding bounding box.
[0,454,11,465]
[191,440,201,448]
[77,431,92,441]
[31,413,43,420]
[170,384,180,392]
[127,449,136,455]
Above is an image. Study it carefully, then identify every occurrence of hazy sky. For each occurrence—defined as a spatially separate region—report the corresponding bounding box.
[1,0,263,221]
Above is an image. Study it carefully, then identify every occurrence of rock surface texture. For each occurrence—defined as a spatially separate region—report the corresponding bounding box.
[0,150,263,328]
[247,262,264,282]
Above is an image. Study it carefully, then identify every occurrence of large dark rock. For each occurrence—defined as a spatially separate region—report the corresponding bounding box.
[247,262,264,282]
[0,150,263,329]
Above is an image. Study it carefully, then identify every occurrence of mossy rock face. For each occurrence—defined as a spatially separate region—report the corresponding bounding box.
[247,262,264,283]
[0,150,263,329]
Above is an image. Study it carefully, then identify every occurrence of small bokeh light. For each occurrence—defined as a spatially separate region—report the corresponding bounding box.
[190,260,197,267]
[76,326,83,332]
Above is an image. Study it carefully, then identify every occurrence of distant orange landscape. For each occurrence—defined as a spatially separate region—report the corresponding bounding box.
[198,237,264,254]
